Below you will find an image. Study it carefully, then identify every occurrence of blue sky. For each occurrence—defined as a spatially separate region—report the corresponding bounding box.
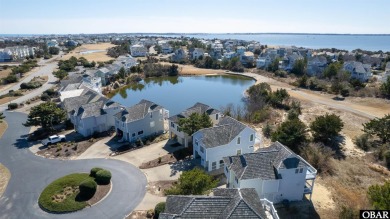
[1,0,389,34]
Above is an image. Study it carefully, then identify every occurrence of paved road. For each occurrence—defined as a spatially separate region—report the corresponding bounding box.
[0,55,61,112]
[0,111,147,219]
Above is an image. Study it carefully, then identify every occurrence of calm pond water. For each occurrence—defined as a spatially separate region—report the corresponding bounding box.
[109,75,255,115]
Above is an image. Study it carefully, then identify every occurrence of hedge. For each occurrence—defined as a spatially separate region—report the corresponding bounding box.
[154,202,166,218]
[79,179,97,200]
[90,167,104,177]
[95,169,112,185]
[8,103,18,110]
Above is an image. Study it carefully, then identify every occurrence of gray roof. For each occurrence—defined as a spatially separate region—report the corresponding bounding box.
[63,94,92,113]
[63,87,112,115]
[197,116,248,148]
[169,102,220,123]
[115,99,163,123]
[161,188,267,219]
[76,100,106,119]
[343,61,370,74]
[223,142,307,180]
[386,62,390,71]
[60,75,83,88]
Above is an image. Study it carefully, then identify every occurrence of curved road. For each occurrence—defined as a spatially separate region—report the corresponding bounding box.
[0,111,147,219]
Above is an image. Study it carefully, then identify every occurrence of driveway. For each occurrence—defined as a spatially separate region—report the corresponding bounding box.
[0,111,147,219]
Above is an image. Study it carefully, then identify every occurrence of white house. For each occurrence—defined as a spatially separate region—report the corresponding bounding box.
[343,61,373,82]
[307,56,327,76]
[192,48,204,60]
[236,46,246,55]
[168,103,220,148]
[114,99,168,142]
[192,116,257,172]
[130,44,148,57]
[223,51,237,60]
[223,141,317,204]
[256,55,273,69]
[161,188,279,219]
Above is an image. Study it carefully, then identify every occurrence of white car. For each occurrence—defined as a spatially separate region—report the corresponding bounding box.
[41,135,66,146]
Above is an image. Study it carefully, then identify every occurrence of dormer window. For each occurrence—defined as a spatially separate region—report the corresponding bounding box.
[250,134,254,141]
[237,137,241,144]
[216,114,219,120]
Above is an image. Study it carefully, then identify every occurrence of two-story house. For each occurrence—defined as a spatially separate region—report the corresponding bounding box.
[343,61,373,82]
[307,56,328,76]
[223,141,317,204]
[130,44,148,57]
[168,103,220,148]
[114,99,167,142]
[193,116,257,172]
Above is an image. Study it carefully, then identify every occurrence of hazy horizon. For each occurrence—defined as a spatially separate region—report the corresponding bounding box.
[1,0,390,35]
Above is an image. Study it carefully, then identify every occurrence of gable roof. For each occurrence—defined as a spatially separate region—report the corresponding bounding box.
[160,188,267,219]
[196,116,249,149]
[223,141,309,180]
[75,100,106,119]
[115,99,163,123]
[168,102,220,123]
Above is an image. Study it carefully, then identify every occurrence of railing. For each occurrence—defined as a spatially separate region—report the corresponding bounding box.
[296,154,317,180]
[260,199,280,219]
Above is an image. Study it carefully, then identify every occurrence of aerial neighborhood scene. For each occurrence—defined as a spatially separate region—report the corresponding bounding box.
[1,0,390,219]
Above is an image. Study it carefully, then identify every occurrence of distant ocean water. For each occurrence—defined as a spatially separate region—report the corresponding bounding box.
[148,33,390,52]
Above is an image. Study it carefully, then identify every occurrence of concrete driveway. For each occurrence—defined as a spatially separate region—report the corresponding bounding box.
[0,111,147,219]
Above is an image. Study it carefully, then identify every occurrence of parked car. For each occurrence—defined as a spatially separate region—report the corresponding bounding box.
[41,135,66,146]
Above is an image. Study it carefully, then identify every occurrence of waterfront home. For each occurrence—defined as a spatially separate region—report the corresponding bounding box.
[193,116,257,172]
[223,141,317,204]
[168,103,220,148]
[240,51,255,67]
[247,42,261,52]
[171,48,187,62]
[113,55,137,70]
[130,44,148,57]
[160,188,279,219]
[236,46,246,55]
[223,51,237,60]
[343,61,373,82]
[94,67,111,86]
[307,56,328,76]
[191,48,204,60]
[114,99,167,142]
[284,53,304,71]
[256,55,273,69]
[70,99,122,137]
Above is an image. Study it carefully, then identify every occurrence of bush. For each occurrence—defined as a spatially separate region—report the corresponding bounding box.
[367,181,390,210]
[8,103,18,110]
[385,151,390,168]
[354,134,373,151]
[41,93,50,101]
[339,206,359,219]
[78,179,97,200]
[44,88,58,97]
[154,202,166,219]
[90,167,103,177]
[20,81,42,89]
[95,169,112,185]
[299,143,334,174]
[4,74,18,84]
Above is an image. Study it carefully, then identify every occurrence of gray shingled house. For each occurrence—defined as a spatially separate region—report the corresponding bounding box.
[160,188,279,219]
[223,141,317,204]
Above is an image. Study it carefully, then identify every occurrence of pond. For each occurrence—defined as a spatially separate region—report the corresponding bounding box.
[109,74,255,115]
[79,49,106,54]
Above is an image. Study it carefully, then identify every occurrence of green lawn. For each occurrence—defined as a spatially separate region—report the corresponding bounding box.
[38,173,94,213]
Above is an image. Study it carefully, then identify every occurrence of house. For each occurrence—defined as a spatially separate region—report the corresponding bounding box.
[70,99,122,137]
[160,188,279,219]
[94,67,111,86]
[307,56,328,76]
[240,51,255,67]
[256,55,274,69]
[81,74,102,93]
[385,62,390,74]
[0,49,13,62]
[343,61,373,82]
[223,51,237,60]
[113,55,137,70]
[284,53,304,71]
[191,48,204,60]
[223,141,317,204]
[46,40,58,47]
[130,44,148,57]
[161,43,173,54]
[114,99,168,142]
[193,116,257,172]
[171,48,187,63]
[168,103,220,148]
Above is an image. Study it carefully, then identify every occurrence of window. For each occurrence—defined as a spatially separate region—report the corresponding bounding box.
[295,169,299,174]
[195,139,198,146]
[216,114,219,120]
[171,122,175,128]
[250,134,254,141]
[200,146,204,153]
[138,130,144,135]
[235,177,238,184]
[225,166,228,172]
[220,160,224,168]
[237,137,241,144]
[299,168,303,173]
[150,121,155,127]
[132,133,135,137]
[237,149,241,155]
[249,145,253,149]
[177,126,180,132]
[212,162,217,170]
[150,112,153,118]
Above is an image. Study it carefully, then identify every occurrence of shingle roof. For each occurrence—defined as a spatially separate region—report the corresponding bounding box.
[76,100,106,119]
[114,99,163,123]
[223,142,308,180]
[197,116,248,148]
[161,188,267,219]
[168,102,220,123]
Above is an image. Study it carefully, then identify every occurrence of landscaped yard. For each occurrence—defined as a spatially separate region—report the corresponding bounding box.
[39,170,111,213]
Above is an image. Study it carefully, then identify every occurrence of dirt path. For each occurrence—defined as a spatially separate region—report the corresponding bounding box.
[0,163,10,197]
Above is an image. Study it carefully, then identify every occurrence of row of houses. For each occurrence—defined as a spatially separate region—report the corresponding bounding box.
[0,46,35,62]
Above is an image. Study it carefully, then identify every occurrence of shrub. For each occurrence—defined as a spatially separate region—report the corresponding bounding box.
[20,81,42,89]
[339,206,359,219]
[262,123,272,138]
[154,202,166,219]
[44,88,58,97]
[354,134,373,151]
[4,74,18,83]
[41,93,50,101]
[90,167,103,177]
[252,108,270,123]
[385,151,390,168]
[299,143,334,174]
[8,103,18,110]
[95,169,112,185]
[78,179,97,200]
[367,181,390,210]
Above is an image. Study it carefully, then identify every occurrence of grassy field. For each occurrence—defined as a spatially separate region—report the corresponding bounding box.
[61,43,116,62]
[38,173,93,213]
[0,163,10,197]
